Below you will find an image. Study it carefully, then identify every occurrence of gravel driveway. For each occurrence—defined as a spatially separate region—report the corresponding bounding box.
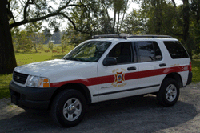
[0,83,200,133]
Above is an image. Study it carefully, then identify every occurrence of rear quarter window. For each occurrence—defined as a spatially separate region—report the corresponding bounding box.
[135,41,162,62]
[163,41,189,58]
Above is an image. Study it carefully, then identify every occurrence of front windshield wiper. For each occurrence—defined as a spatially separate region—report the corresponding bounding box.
[62,57,81,61]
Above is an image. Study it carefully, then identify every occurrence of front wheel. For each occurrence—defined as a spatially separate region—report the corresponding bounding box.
[157,78,179,107]
[50,89,86,127]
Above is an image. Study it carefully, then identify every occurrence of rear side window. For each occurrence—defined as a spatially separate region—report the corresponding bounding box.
[163,41,189,58]
[135,41,162,62]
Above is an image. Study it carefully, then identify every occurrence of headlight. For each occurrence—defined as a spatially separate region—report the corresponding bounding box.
[26,75,50,87]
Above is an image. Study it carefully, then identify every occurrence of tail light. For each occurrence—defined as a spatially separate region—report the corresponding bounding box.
[189,62,192,71]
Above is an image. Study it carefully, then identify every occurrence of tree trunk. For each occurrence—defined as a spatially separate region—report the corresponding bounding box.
[34,43,38,53]
[0,0,17,74]
[182,0,191,57]
[155,0,162,34]
[113,9,116,33]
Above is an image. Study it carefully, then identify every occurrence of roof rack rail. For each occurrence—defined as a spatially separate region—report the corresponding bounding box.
[92,34,172,39]
[92,34,131,39]
[128,35,172,38]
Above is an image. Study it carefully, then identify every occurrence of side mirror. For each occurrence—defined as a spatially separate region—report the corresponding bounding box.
[102,57,117,66]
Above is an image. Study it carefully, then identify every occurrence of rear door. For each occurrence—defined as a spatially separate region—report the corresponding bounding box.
[132,41,164,90]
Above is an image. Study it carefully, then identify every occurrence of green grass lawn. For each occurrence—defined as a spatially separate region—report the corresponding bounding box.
[0,46,73,99]
[191,59,200,83]
[0,54,200,99]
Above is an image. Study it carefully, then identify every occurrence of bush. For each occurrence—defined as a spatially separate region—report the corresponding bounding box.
[192,53,200,59]
[37,44,44,50]
[48,42,54,51]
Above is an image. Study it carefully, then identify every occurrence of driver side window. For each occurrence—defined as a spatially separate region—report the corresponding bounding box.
[108,42,133,64]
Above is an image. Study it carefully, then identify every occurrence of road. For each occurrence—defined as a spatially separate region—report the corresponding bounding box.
[0,83,200,133]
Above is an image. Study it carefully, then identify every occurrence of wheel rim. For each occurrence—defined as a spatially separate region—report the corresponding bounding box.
[166,84,177,102]
[62,98,82,121]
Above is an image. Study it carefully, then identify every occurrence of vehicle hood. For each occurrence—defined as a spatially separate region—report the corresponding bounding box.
[14,59,96,76]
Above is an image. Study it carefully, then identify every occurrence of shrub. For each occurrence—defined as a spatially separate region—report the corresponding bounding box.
[192,53,200,59]
[48,42,54,51]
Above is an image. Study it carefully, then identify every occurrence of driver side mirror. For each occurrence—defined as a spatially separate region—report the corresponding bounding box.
[102,57,117,66]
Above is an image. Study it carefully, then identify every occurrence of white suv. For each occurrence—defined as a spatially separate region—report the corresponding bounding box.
[10,34,192,127]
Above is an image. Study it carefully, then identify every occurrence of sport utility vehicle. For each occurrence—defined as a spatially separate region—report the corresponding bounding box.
[9,34,192,127]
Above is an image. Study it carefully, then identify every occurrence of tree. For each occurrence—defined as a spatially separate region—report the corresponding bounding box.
[0,0,87,74]
[121,10,144,34]
[26,22,44,52]
[182,0,191,56]
[0,0,17,74]
[13,30,34,52]
[113,0,129,33]
[30,32,45,53]
[190,0,200,53]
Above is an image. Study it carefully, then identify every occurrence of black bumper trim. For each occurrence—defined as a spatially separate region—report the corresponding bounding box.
[9,81,58,109]
[186,71,192,85]
[93,84,160,96]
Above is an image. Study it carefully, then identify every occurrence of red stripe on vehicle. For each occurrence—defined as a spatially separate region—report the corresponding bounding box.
[50,65,189,87]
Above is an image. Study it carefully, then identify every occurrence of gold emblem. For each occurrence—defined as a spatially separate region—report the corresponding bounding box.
[112,68,126,87]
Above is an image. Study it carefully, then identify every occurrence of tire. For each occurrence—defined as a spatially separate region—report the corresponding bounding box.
[50,89,86,127]
[157,78,179,107]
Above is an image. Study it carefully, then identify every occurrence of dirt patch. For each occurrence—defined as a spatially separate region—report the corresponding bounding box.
[0,83,200,133]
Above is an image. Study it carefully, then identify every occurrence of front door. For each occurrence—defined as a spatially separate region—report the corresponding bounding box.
[97,42,139,101]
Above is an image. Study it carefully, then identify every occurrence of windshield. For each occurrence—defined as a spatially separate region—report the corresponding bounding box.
[63,41,111,62]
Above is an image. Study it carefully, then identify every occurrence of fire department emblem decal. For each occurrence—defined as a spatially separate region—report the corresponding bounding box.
[112,68,126,87]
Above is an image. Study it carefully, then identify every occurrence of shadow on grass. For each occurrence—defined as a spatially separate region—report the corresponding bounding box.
[0,95,198,133]
[15,51,39,55]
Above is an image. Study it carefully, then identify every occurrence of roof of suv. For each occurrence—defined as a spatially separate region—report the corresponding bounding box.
[92,34,173,39]
[91,34,178,42]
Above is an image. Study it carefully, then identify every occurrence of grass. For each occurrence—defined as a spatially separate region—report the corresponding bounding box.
[0,74,13,99]
[191,59,200,83]
[0,51,200,99]
[0,45,74,99]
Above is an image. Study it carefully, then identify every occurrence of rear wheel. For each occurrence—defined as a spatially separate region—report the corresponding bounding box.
[157,78,179,107]
[50,89,86,127]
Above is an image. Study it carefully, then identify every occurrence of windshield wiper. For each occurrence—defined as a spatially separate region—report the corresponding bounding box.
[63,57,81,61]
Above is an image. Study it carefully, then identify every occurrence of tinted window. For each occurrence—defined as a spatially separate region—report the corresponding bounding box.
[63,41,111,62]
[135,41,162,62]
[164,41,189,58]
[154,42,162,61]
[108,42,133,64]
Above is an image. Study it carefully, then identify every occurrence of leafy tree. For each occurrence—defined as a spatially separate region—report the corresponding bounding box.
[182,0,191,56]
[0,0,88,74]
[13,30,33,52]
[30,32,45,52]
[121,10,144,34]
[113,0,129,33]
[190,0,200,53]
[48,41,54,51]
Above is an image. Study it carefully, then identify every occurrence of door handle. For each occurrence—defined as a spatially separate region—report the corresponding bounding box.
[127,66,136,71]
[159,63,166,67]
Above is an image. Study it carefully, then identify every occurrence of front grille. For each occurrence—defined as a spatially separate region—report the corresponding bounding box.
[13,71,29,84]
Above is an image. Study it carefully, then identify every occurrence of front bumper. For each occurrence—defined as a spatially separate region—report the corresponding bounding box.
[9,80,58,110]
